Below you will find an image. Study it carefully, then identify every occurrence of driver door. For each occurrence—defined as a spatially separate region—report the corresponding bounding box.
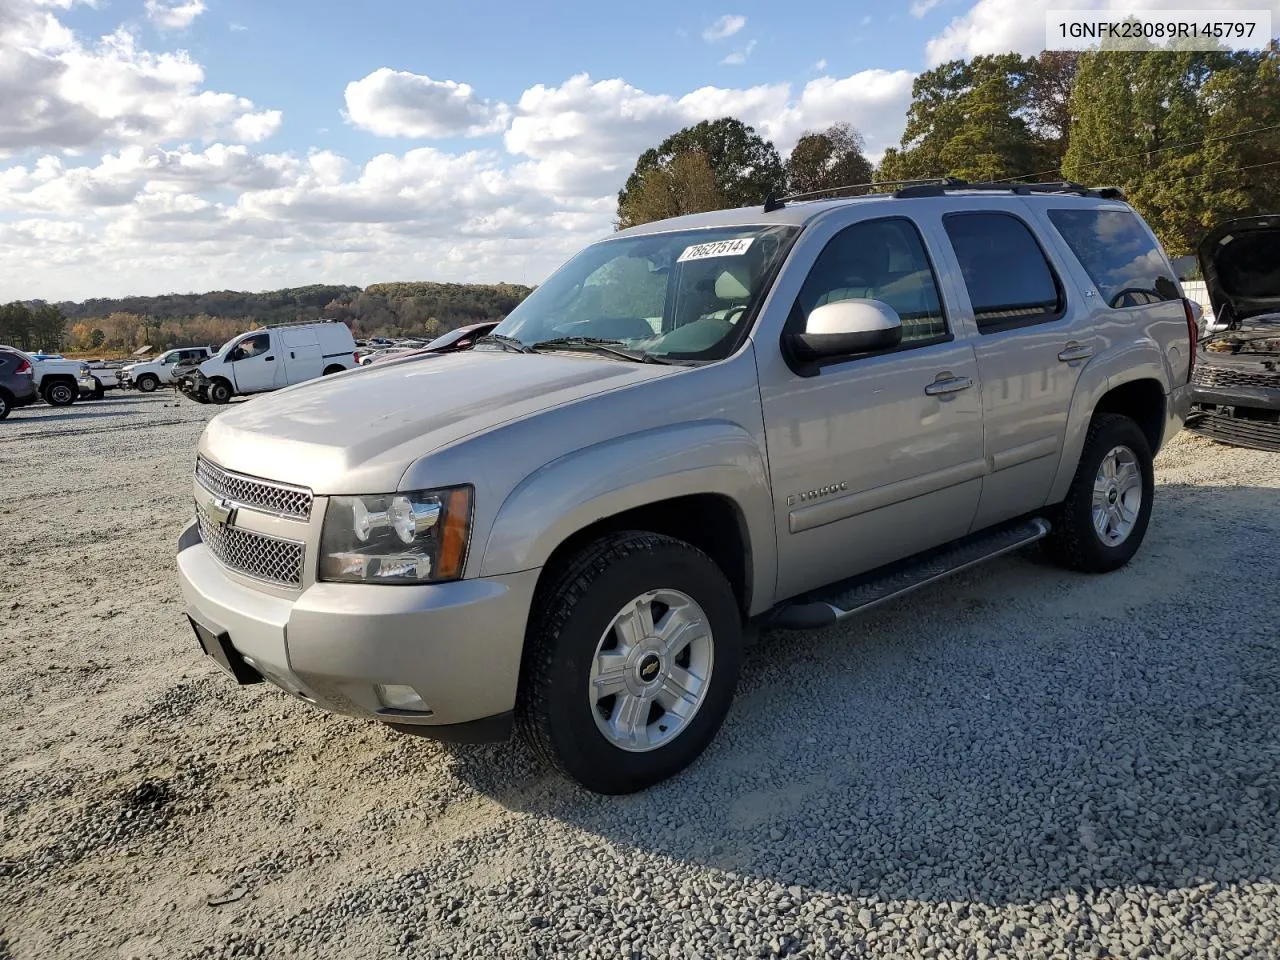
[229,333,278,393]
[757,215,985,600]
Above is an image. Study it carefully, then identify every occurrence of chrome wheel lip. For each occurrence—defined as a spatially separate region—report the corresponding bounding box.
[1091,444,1142,547]
[589,588,714,754]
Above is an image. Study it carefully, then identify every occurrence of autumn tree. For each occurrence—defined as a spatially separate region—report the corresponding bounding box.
[1063,46,1280,254]
[784,123,874,195]
[617,117,784,227]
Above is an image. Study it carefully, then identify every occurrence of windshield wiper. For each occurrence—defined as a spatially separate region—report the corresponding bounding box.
[530,336,674,364]
[475,333,533,353]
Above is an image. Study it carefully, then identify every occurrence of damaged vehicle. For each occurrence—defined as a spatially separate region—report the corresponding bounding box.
[1188,215,1280,451]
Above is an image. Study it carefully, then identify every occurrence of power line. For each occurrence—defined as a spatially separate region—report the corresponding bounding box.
[1137,158,1280,189]
[991,120,1280,184]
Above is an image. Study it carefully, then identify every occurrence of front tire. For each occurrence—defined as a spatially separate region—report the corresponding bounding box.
[208,379,232,404]
[518,532,743,794]
[43,379,76,406]
[1044,413,1154,573]
[136,374,159,393]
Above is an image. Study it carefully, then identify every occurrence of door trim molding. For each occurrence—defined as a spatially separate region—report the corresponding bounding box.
[789,458,988,533]
[990,435,1059,473]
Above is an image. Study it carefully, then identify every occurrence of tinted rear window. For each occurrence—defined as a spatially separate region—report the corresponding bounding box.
[1048,209,1180,308]
[942,213,1062,331]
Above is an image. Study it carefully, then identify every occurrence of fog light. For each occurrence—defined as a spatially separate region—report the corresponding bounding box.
[374,684,431,713]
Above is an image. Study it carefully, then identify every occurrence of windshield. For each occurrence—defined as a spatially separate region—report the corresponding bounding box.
[487,225,799,362]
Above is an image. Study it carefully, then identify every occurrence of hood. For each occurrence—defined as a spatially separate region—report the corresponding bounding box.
[1198,215,1280,326]
[200,350,682,494]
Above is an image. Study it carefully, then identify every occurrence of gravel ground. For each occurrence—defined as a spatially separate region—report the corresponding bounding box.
[1,391,1278,960]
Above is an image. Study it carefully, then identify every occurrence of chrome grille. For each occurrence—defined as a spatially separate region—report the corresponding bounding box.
[196,503,305,587]
[1193,365,1280,391]
[196,456,313,519]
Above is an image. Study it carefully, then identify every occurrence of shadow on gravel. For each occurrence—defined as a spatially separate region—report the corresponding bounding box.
[446,483,1280,908]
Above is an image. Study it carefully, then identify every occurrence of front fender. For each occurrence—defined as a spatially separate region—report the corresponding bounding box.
[1048,340,1169,504]
[478,420,776,615]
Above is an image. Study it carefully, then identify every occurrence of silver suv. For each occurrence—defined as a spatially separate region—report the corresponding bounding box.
[177,181,1195,794]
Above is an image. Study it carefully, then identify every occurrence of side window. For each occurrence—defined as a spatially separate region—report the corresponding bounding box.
[233,334,269,361]
[943,213,1063,332]
[795,217,948,347]
[1047,209,1180,308]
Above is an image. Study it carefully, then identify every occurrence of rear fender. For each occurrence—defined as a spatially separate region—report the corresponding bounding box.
[1049,341,1168,504]
[478,421,776,615]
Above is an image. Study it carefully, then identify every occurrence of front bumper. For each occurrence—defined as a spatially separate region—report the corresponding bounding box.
[176,521,540,738]
[1187,380,1280,452]
[77,376,98,393]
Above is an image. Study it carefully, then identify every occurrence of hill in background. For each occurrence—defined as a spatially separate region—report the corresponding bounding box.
[40,281,533,353]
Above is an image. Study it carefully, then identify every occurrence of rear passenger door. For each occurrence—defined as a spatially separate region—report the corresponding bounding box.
[759,215,985,600]
[936,204,1096,530]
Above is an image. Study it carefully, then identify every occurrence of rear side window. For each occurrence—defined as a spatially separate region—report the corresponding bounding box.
[1048,209,1180,308]
[943,212,1063,332]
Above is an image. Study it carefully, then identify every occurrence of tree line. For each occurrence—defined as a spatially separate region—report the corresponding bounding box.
[2,281,533,355]
[619,45,1280,257]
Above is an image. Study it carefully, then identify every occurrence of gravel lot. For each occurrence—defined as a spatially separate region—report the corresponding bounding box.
[2,391,1278,960]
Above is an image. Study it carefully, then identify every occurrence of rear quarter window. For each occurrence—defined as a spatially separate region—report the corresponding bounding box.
[942,212,1063,333]
[1047,209,1180,308]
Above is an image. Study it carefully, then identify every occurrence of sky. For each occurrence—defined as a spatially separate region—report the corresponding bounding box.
[1,0,1275,301]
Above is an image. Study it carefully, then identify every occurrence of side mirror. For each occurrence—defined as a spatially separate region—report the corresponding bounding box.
[789,299,903,360]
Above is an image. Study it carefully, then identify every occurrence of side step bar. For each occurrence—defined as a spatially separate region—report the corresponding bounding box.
[769,517,1051,630]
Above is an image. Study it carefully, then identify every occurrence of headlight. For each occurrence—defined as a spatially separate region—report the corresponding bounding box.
[320,486,473,584]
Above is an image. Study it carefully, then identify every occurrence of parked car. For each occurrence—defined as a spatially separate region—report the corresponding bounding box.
[79,360,128,399]
[178,180,1194,794]
[1185,215,1280,451]
[179,321,357,404]
[0,346,88,406]
[120,347,214,392]
[0,347,40,419]
[367,322,501,365]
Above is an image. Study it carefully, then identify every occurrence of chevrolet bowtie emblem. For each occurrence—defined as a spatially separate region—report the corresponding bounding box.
[208,497,238,526]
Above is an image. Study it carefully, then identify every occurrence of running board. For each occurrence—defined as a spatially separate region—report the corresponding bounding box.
[769,517,1051,630]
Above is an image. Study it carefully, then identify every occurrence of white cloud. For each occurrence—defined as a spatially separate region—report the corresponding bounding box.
[911,0,943,17]
[721,39,757,65]
[702,14,746,42]
[0,2,280,154]
[925,0,1280,64]
[229,22,248,32]
[144,0,206,31]
[343,68,510,138]
[813,58,828,71]
[0,2,920,300]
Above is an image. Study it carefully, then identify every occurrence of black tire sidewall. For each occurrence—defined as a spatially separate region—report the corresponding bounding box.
[531,541,743,794]
[210,381,231,404]
[0,394,9,419]
[1064,417,1154,571]
[45,381,75,406]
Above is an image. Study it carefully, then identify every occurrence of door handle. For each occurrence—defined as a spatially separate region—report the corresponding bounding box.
[924,375,973,397]
[264,355,274,362]
[290,352,295,359]
[1058,342,1093,363]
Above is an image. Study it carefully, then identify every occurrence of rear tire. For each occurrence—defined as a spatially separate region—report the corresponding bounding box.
[208,379,232,404]
[323,364,345,376]
[136,374,159,393]
[517,532,743,794]
[0,391,11,420]
[1044,413,1154,573]
[43,379,76,406]
[90,379,105,400]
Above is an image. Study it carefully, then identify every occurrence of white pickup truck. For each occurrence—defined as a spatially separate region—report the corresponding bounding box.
[0,347,89,406]
[119,347,214,392]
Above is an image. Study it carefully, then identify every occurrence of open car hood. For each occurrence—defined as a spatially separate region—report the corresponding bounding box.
[1197,215,1280,326]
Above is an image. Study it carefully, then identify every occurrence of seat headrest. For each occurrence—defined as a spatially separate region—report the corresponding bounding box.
[714,262,753,300]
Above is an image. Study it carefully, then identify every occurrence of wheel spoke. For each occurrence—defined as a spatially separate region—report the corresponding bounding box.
[613,599,653,651]
[657,605,705,658]
[657,666,701,717]
[610,693,650,746]
[592,652,629,699]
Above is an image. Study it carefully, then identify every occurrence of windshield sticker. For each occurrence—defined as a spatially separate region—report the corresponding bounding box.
[677,238,754,262]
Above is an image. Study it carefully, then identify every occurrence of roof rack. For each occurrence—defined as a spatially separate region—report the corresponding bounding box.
[763,177,956,212]
[893,179,1126,200]
[253,317,349,330]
